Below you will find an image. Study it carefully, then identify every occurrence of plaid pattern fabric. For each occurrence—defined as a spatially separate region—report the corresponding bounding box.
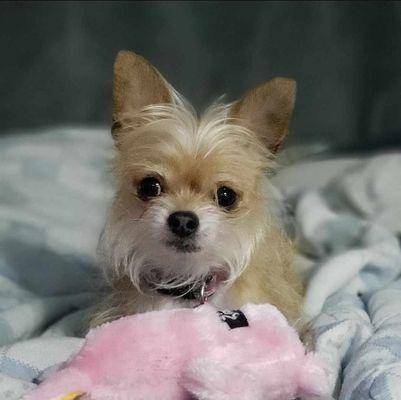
[0,128,401,399]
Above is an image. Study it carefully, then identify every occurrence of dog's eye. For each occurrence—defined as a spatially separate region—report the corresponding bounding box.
[138,177,162,199]
[216,186,237,209]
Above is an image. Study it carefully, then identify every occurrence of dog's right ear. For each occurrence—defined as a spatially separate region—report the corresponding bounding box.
[112,51,172,138]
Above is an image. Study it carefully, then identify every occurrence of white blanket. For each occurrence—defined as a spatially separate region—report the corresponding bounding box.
[0,128,400,399]
[0,128,113,399]
[285,154,401,399]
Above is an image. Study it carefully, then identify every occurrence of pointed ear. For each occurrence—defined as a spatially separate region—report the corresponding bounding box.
[112,50,172,136]
[230,78,296,152]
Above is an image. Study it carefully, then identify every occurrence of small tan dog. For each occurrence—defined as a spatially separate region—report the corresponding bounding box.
[91,51,304,327]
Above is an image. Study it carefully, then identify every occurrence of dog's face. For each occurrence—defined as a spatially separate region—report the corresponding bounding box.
[100,51,296,292]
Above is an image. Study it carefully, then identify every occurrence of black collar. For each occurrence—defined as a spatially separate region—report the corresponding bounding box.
[156,274,215,301]
[157,282,203,300]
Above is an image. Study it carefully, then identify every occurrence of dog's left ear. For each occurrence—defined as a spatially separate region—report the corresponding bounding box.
[230,78,296,153]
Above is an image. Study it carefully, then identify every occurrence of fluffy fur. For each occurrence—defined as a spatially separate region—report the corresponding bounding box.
[25,304,330,400]
[91,51,304,327]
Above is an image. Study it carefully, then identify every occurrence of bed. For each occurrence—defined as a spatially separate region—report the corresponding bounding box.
[1,128,400,399]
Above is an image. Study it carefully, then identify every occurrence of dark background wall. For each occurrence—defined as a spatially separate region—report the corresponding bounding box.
[1,1,401,152]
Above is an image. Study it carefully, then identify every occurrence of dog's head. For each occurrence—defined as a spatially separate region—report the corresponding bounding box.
[100,51,296,292]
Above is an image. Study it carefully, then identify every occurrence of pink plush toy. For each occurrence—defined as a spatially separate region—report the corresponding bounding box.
[25,303,330,400]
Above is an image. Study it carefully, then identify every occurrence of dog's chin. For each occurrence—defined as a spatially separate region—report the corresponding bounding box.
[165,239,202,253]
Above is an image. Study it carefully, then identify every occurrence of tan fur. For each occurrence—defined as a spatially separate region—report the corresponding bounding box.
[112,51,171,138]
[231,77,296,152]
[91,51,304,329]
[226,230,304,324]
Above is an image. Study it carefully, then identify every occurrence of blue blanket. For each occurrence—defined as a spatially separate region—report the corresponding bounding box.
[0,128,400,399]
[0,128,113,398]
[289,154,401,399]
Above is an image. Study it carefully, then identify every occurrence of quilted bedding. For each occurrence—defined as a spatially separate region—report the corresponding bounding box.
[280,155,401,399]
[0,128,400,399]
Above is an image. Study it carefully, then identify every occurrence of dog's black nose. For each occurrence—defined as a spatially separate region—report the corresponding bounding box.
[168,211,199,237]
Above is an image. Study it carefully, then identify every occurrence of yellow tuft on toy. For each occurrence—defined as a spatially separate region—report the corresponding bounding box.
[58,391,85,400]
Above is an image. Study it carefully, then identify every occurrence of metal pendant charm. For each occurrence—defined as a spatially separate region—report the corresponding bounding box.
[199,280,208,305]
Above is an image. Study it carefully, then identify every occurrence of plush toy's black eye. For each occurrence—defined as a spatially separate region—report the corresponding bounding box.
[138,177,162,199]
[216,186,237,209]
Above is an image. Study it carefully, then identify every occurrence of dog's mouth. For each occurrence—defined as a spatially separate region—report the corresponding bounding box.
[165,239,201,253]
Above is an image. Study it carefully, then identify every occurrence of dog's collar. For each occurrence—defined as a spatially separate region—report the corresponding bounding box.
[156,273,220,303]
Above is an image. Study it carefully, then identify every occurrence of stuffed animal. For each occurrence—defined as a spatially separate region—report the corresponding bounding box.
[24,303,330,400]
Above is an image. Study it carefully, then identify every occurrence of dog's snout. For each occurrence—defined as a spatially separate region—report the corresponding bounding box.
[168,211,199,237]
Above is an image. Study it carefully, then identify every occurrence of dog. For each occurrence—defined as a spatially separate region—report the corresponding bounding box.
[90,50,304,328]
